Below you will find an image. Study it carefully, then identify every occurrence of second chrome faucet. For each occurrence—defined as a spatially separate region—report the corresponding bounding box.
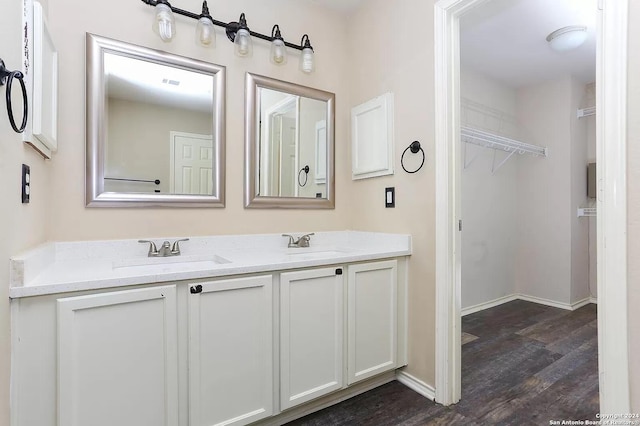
[282,233,314,248]
[138,238,189,257]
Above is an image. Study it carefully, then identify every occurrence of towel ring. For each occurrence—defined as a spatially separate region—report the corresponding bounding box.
[298,165,310,187]
[0,58,28,134]
[401,141,425,174]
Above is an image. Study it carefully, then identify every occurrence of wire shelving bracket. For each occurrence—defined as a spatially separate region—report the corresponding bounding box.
[577,106,596,119]
[577,207,597,217]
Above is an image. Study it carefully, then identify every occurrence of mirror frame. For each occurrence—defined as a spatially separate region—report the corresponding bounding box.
[244,73,335,208]
[86,33,226,207]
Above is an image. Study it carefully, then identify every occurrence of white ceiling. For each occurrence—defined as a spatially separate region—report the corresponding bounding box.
[105,53,213,113]
[460,0,597,88]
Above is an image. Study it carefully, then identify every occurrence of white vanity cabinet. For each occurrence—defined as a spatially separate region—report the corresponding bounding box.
[187,275,273,426]
[57,285,179,426]
[279,267,345,410]
[11,253,408,426]
[347,260,398,384]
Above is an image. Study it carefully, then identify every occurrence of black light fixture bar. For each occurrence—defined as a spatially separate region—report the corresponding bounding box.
[141,0,306,51]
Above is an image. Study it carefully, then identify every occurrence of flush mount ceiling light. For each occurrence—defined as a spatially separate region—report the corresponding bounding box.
[141,0,315,73]
[546,25,588,52]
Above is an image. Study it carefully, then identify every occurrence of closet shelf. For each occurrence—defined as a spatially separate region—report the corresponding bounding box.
[461,126,548,157]
[461,126,547,174]
[577,106,596,118]
[577,207,597,217]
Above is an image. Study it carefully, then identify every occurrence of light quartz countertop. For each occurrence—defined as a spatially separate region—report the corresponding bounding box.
[9,231,411,298]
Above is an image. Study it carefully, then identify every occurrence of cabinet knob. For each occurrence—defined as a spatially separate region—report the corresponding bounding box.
[190,285,203,294]
[335,268,343,275]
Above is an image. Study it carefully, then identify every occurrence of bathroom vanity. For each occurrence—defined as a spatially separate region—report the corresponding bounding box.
[9,231,411,426]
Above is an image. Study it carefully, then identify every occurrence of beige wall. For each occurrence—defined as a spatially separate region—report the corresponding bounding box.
[516,78,573,303]
[46,0,350,241]
[0,1,52,423]
[628,0,640,412]
[107,98,211,194]
[346,0,436,384]
[460,69,519,309]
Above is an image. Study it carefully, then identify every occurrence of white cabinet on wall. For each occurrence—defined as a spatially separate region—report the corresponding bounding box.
[347,260,398,384]
[280,267,345,410]
[188,276,273,426]
[57,286,179,426]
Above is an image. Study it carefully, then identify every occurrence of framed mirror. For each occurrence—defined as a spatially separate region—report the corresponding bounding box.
[245,73,335,208]
[86,33,225,207]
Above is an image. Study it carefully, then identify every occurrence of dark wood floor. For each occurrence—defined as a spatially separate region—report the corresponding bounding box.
[286,300,598,426]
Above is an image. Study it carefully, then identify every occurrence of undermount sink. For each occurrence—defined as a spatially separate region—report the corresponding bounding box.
[112,254,231,271]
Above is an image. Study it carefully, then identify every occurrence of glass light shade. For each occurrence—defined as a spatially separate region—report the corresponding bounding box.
[234,28,253,57]
[152,3,175,42]
[546,26,588,52]
[300,47,314,73]
[270,39,287,65]
[196,17,215,47]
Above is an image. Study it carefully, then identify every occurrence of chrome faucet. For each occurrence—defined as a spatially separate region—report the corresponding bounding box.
[138,238,189,257]
[282,233,314,248]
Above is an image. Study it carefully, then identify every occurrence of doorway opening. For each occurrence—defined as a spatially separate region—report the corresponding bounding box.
[434,0,630,414]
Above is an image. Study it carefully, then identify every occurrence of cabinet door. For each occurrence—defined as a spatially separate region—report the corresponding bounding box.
[188,276,273,426]
[280,267,344,410]
[348,260,397,384]
[57,285,179,426]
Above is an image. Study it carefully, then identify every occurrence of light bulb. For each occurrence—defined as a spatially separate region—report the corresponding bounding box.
[234,28,253,57]
[152,3,175,42]
[270,39,287,65]
[196,17,215,47]
[300,47,314,73]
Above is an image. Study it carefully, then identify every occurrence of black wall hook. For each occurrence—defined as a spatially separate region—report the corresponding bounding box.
[0,58,28,133]
[401,141,425,174]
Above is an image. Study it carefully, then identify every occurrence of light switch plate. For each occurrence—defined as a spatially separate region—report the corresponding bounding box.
[22,164,30,204]
[385,187,395,208]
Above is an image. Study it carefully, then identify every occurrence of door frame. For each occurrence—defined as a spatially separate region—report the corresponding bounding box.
[433,0,630,412]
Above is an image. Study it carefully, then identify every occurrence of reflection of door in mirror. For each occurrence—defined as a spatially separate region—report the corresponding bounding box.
[260,90,299,197]
[297,97,328,198]
[103,52,214,195]
[169,132,214,195]
[258,89,328,199]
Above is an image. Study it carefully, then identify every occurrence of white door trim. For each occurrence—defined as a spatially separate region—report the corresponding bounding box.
[595,0,630,413]
[433,0,629,410]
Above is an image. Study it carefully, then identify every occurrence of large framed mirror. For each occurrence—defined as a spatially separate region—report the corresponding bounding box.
[86,33,225,207]
[245,73,335,208]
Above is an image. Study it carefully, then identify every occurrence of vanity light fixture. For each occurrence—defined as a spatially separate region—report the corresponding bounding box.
[231,13,253,57]
[299,34,314,73]
[270,25,287,65]
[141,0,315,72]
[196,1,215,47]
[546,25,588,52]
[152,0,175,42]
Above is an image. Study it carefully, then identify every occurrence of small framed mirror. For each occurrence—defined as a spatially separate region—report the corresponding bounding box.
[245,73,335,208]
[86,33,226,207]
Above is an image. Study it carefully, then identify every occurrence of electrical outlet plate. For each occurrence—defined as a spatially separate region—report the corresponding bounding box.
[22,164,30,203]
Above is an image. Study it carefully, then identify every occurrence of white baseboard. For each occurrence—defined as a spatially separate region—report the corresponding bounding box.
[395,370,436,401]
[461,294,518,316]
[590,296,598,304]
[462,293,597,316]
